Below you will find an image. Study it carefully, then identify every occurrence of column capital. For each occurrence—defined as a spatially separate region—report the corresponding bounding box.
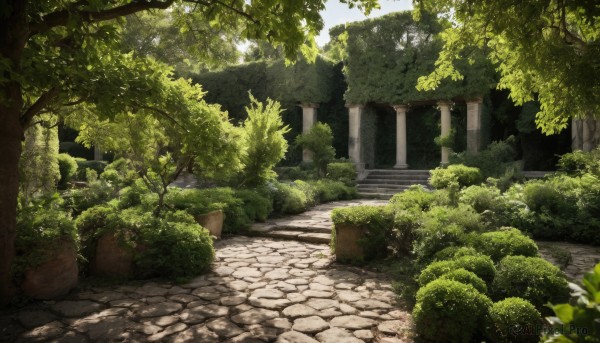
[465,97,484,104]
[437,100,453,108]
[345,103,365,109]
[392,104,408,112]
[299,102,320,109]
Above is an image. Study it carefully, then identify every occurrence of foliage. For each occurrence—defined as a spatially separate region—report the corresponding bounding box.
[325,161,356,186]
[75,160,108,180]
[450,138,519,180]
[413,279,492,343]
[235,189,273,222]
[312,179,357,202]
[439,268,488,294]
[557,149,600,177]
[418,255,495,286]
[492,256,569,309]
[333,11,495,105]
[295,122,336,177]
[64,179,117,216]
[19,120,60,203]
[389,185,441,212]
[272,182,310,214]
[57,153,78,189]
[331,205,394,261]
[413,0,600,134]
[276,167,315,182]
[459,185,502,213]
[429,164,483,189]
[544,263,600,343]
[486,297,542,343]
[14,196,78,275]
[238,95,290,187]
[474,228,539,262]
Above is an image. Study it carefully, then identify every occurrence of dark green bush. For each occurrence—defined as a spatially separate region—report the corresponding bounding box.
[418,260,457,286]
[439,268,488,294]
[326,161,356,186]
[275,166,314,181]
[419,255,496,286]
[459,185,502,213]
[331,205,394,261]
[312,179,357,202]
[486,297,542,343]
[235,189,273,222]
[75,160,107,179]
[272,182,310,214]
[492,256,569,309]
[136,217,214,279]
[557,148,600,176]
[450,138,519,179]
[433,246,480,261]
[100,158,138,188]
[57,153,78,188]
[413,279,492,343]
[389,185,438,211]
[429,164,483,189]
[474,228,538,262]
[15,197,79,275]
[389,208,422,256]
[64,179,116,215]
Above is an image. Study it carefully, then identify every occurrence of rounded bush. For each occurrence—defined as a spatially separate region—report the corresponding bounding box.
[475,228,538,262]
[433,246,480,261]
[57,153,78,188]
[389,185,437,211]
[429,164,483,189]
[453,255,496,284]
[439,268,488,294]
[418,260,457,286]
[414,279,492,343]
[413,223,468,262]
[486,297,541,343]
[492,256,569,309]
[459,185,502,213]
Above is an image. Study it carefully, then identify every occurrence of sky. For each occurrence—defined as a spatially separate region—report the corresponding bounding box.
[316,0,413,46]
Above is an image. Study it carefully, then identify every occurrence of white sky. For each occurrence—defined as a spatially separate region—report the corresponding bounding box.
[317,0,413,46]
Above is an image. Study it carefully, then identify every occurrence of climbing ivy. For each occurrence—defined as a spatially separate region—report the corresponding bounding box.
[331,11,496,104]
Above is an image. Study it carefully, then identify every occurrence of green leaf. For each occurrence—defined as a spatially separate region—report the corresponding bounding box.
[552,304,574,323]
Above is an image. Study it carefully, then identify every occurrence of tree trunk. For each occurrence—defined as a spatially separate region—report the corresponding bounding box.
[0,99,24,304]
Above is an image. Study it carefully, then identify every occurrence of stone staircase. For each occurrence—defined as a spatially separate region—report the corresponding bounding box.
[357,169,430,199]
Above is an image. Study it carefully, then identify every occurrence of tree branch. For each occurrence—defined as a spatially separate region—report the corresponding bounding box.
[29,0,176,37]
[20,88,60,129]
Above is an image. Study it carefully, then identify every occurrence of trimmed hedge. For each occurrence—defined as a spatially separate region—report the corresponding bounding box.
[429,164,483,189]
[486,297,541,343]
[474,228,538,262]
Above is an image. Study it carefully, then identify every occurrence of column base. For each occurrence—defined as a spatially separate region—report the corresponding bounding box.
[393,164,408,169]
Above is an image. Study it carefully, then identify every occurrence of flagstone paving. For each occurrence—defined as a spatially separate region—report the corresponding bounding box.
[0,235,413,343]
[537,240,600,282]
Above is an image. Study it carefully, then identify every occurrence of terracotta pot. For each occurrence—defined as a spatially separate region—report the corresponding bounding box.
[334,224,366,261]
[21,240,78,299]
[196,210,224,239]
[91,232,133,278]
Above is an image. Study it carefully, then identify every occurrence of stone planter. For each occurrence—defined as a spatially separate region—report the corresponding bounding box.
[21,240,78,299]
[91,232,134,278]
[334,224,366,261]
[196,210,224,239]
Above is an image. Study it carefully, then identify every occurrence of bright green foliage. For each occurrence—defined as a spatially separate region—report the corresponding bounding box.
[486,297,542,343]
[75,160,108,180]
[433,246,480,261]
[413,279,492,343]
[272,182,310,214]
[238,95,290,187]
[439,268,488,294]
[325,162,356,186]
[459,185,502,213]
[295,122,336,177]
[14,196,78,275]
[493,256,569,309]
[313,180,357,203]
[57,154,78,189]
[332,11,494,105]
[558,149,600,177]
[451,138,519,180]
[389,185,438,212]
[235,189,273,222]
[19,120,60,204]
[419,255,496,286]
[331,205,394,261]
[413,0,600,134]
[544,263,600,343]
[475,228,539,262]
[429,164,483,189]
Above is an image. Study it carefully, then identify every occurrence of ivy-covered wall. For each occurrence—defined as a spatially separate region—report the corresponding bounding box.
[331,11,496,104]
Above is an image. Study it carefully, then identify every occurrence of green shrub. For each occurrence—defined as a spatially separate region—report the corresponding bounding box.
[486,297,542,343]
[312,179,357,202]
[331,205,394,261]
[474,228,538,262]
[57,153,78,188]
[64,179,116,215]
[389,208,421,256]
[272,182,309,214]
[459,185,502,213]
[389,185,438,211]
[15,197,78,275]
[429,164,483,189]
[293,180,319,207]
[136,219,214,279]
[492,256,569,309]
[544,263,600,343]
[557,148,600,176]
[419,255,496,286]
[326,161,356,186]
[522,181,564,213]
[433,246,480,261]
[276,166,314,181]
[418,260,457,286]
[235,189,273,222]
[100,158,138,188]
[75,160,108,179]
[451,138,519,179]
[295,122,336,177]
[414,279,492,343]
[439,268,488,294]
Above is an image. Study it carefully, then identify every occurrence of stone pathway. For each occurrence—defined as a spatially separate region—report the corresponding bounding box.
[249,200,388,244]
[537,241,600,281]
[0,236,412,343]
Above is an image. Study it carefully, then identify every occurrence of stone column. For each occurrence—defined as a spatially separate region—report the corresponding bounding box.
[582,118,596,152]
[347,104,365,169]
[393,105,408,169]
[94,146,103,161]
[438,101,452,165]
[300,103,319,162]
[571,118,583,151]
[466,98,483,154]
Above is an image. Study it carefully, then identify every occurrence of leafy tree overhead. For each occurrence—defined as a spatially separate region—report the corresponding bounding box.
[413,0,600,134]
[0,0,379,302]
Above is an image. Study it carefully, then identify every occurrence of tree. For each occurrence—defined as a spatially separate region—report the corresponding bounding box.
[413,0,600,134]
[295,122,336,177]
[0,0,379,302]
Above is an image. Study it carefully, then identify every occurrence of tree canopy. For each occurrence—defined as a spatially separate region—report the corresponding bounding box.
[413,0,600,134]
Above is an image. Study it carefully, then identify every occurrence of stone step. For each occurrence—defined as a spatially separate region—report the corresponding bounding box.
[357,184,415,191]
[358,179,429,185]
[367,169,430,174]
[357,192,394,200]
[364,175,430,181]
[247,227,331,244]
[249,223,331,235]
